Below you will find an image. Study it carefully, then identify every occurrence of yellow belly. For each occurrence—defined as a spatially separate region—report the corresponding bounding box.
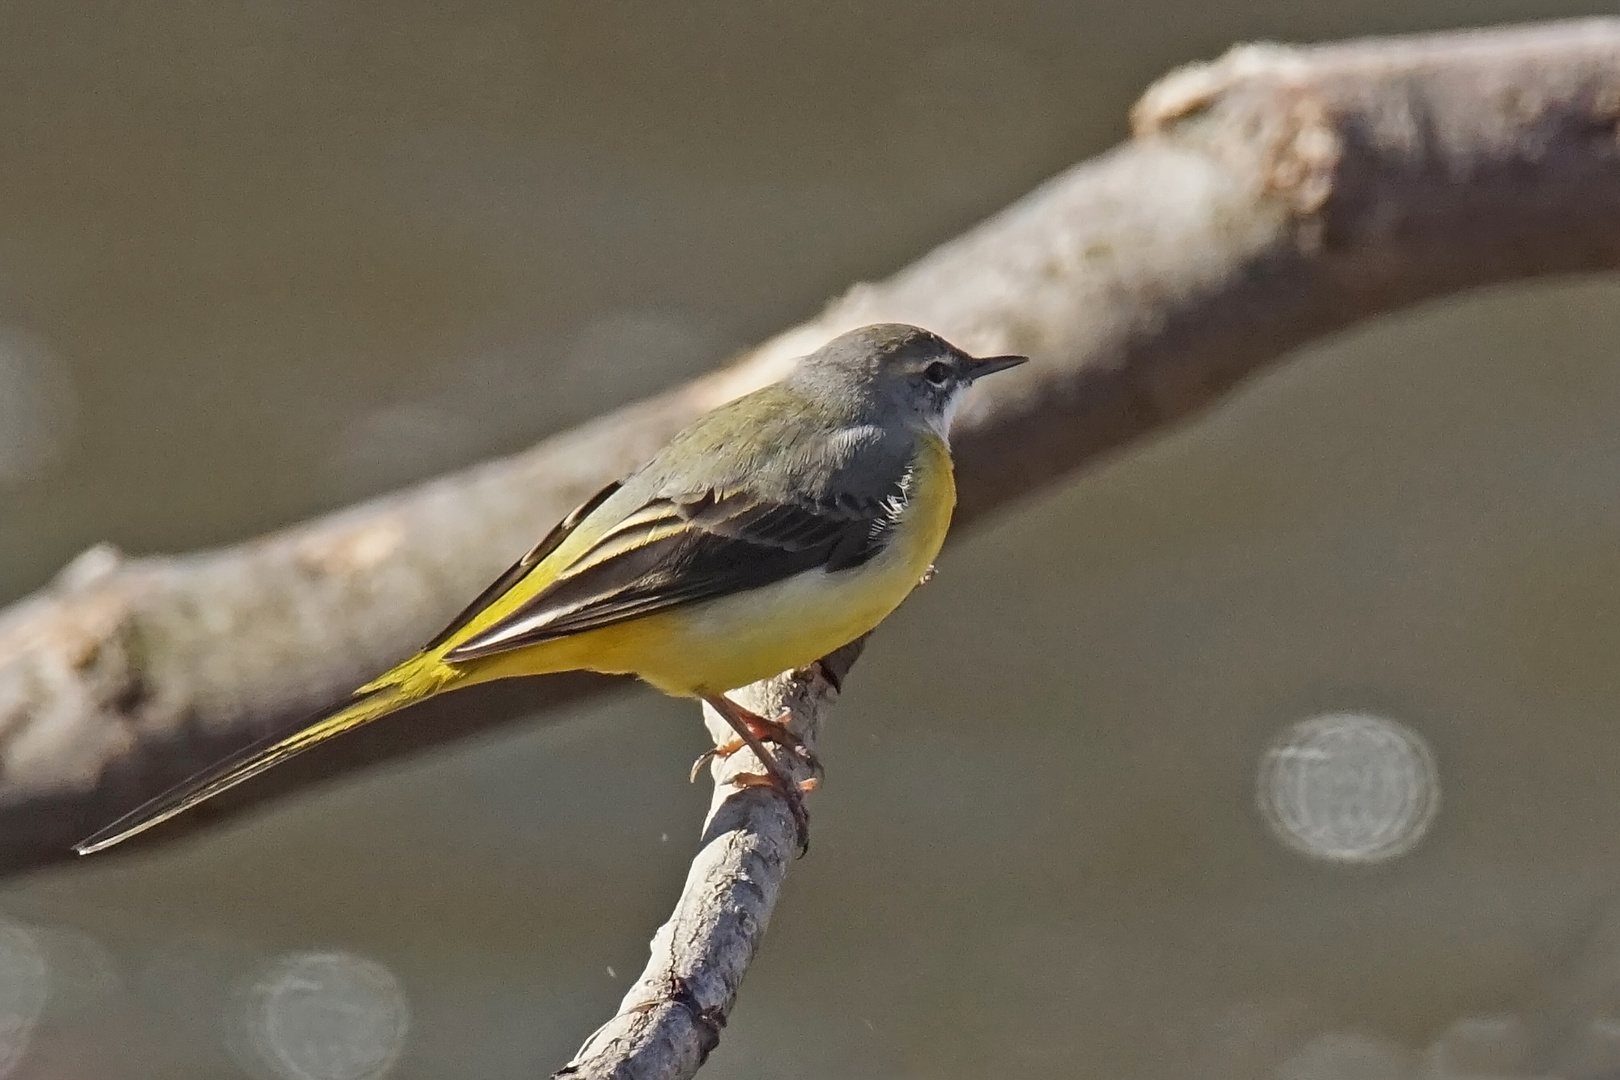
[462,435,956,696]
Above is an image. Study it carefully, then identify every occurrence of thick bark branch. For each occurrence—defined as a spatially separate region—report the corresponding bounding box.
[2,18,1618,888]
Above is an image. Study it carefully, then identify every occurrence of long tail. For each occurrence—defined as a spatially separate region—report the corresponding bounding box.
[74,683,417,855]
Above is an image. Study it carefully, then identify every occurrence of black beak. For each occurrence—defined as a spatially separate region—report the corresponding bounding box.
[965,353,1029,379]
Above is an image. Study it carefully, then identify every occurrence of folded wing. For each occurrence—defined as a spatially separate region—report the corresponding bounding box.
[442,485,896,662]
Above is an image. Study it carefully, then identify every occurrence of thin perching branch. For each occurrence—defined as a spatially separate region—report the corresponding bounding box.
[553,643,858,1080]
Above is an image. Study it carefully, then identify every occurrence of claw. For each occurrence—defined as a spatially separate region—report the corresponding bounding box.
[688,737,746,783]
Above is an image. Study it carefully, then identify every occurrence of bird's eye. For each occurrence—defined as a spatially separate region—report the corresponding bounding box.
[923,361,950,386]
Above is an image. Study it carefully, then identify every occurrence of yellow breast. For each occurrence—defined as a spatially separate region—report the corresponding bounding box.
[476,434,957,697]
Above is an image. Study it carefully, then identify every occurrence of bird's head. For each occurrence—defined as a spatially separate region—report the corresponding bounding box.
[789,323,1027,441]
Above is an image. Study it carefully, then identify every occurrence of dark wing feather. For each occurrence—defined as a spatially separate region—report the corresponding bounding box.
[422,480,623,651]
[442,486,895,662]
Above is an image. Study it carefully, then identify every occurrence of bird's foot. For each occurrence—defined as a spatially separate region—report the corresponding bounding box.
[689,702,823,780]
[698,693,818,855]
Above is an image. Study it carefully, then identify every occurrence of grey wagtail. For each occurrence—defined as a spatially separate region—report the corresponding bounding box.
[75,323,1027,855]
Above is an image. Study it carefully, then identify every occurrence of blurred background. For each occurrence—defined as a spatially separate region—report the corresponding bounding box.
[2,2,1620,1078]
